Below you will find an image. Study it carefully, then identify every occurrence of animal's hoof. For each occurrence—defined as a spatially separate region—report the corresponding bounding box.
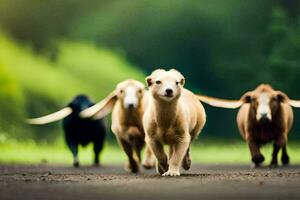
[250,163,262,169]
[142,162,155,170]
[162,170,180,177]
[125,162,139,173]
[281,155,290,166]
[93,163,100,167]
[142,158,156,170]
[252,154,265,165]
[182,156,191,170]
[73,162,80,168]
[157,162,169,175]
[269,163,279,168]
[130,168,139,173]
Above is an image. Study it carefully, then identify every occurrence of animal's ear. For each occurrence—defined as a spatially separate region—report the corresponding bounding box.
[276,91,289,103]
[170,69,185,86]
[241,92,253,103]
[80,91,117,119]
[93,93,118,119]
[146,76,153,87]
[146,69,165,87]
[27,107,73,125]
[180,78,185,86]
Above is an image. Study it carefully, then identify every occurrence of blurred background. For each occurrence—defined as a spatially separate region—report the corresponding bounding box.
[0,0,299,165]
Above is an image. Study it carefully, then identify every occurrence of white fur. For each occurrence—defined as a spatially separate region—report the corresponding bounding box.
[124,86,139,109]
[256,93,272,121]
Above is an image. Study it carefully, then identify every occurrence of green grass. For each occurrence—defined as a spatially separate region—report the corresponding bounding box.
[1,137,300,165]
[0,138,126,165]
[192,140,300,164]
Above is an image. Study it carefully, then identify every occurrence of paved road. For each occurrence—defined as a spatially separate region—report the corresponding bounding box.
[1,164,300,200]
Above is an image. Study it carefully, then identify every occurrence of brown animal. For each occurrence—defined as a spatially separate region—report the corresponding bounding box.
[197,84,300,167]
[80,79,155,173]
[143,69,206,176]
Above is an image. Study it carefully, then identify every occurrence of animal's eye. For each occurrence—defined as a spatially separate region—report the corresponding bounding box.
[155,80,161,85]
[138,89,143,93]
[176,81,179,85]
[120,90,124,93]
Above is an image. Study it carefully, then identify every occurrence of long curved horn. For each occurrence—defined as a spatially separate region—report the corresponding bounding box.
[289,100,300,108]
[80,91,117,119]
[196,94,243,109]
[27,107,73,125]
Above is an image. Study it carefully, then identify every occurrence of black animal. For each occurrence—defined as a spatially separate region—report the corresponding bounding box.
[27,95,106,167]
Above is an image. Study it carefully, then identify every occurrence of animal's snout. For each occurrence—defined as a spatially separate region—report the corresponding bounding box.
[123,87,139,109]
[256,92,272,122]
[124,99,138,109]
[128,103,134,109]
[260,113,268,119]
[256,110,272,122]
[165,88,173,96]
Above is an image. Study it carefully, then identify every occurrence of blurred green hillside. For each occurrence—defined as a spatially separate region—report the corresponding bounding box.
[0,0,299,139]
[0,32,145,141]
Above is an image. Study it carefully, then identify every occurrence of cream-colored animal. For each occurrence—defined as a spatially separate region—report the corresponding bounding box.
[80,79,155,173]
[143,69,206,176]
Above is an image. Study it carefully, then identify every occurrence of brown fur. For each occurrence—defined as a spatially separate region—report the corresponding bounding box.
[111,80,156,172]
[143,69,206,176]
[81,79,155,172]
[237,84,293,167]
[197,84,295,167]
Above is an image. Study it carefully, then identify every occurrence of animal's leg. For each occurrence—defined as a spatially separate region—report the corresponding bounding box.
[93,141,104,166]
[169,145,174,159]
[270,134,288,167]
[273,134,289,166]
[270,143,280,168]
[132,137,144,163]
[168,143,191,171]
[68,142,79,167]
[142,145,156,169]
[163,137,190,176]
[281,145,290,166]
[182,145,191,170]
[184,124,202,170]
[147,137,169,175]
[248,139,264,167]
[118,138,139,173]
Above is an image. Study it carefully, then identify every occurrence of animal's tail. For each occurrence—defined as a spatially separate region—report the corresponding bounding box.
[196,94,242,109]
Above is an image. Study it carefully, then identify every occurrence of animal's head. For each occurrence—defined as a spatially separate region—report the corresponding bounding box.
[27,94,93,125]
[79,79,146,119]
[68,94,94,114]
[116,79,145,109]
[241,84,289,122]
[146,69,185,102]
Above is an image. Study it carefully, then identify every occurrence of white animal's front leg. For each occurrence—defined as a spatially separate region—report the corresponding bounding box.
[163,136,190,176]
[146,136,169,175]
[142,145,156,169]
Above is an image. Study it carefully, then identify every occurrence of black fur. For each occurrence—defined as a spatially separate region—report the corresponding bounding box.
[62,95,106,167]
